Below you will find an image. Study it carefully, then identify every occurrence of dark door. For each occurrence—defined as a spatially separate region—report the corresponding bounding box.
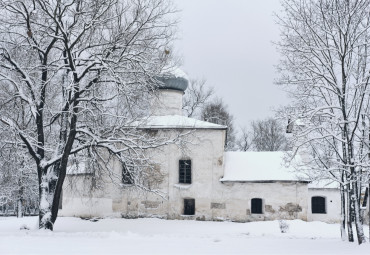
[184,199,195,215]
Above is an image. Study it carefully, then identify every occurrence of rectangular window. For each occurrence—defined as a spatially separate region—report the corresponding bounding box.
[311,196,326,214]
[179,160,191,184]
[251,198,263,214]
[184,199,195,215]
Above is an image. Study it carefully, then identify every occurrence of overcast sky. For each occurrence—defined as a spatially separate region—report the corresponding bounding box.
[173,0,288,129]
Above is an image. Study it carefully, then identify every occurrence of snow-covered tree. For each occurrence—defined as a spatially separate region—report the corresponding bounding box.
[236,127,251,151]
[250,118,288,151]
[276,0,370,244]
[182,79,214,118]
[201,98,236,151]
[0,133,38,217]
[0,0,182,230]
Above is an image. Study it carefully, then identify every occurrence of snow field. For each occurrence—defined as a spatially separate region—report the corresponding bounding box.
[0,217,369,255]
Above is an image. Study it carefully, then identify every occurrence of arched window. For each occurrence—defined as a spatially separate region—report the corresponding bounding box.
[311,196,326,214]
[251,198,263,214]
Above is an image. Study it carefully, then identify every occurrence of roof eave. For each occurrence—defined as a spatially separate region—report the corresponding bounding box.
[136,126,228,130]
[220,180,311,184]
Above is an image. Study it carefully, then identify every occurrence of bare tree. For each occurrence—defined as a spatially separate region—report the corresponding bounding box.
[250,118,288,151]
[276,0,370,244]
[182,79,214,118]
[236,127,251,151]
[0,135,38,217]
[0,0,181,230]
[201,98,236,151]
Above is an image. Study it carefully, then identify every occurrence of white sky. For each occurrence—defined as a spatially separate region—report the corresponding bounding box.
[173,0,289,128]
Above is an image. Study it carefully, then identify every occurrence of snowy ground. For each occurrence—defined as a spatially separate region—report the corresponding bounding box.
[0,217,369,255]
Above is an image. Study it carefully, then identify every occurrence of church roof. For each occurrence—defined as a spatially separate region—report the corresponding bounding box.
[308,179,339,189]
[221,151,309,183]
[133,115,227,129]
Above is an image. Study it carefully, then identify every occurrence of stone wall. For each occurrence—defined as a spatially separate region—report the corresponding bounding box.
[209,181,308,222]
[60,127,345,223]
[307,188,341,223]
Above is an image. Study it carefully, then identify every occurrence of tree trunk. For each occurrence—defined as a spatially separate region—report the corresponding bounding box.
[17,175,24,218]
[50,162,66,226]
[38,165,58,230]
[340,184,347,241]
[347,185,354,242]
[38,174,55,230]
[38,161,67,230]
[17,199,23,218]
[352,180,366,244]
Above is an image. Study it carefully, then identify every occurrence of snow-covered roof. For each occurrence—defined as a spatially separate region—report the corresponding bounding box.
[133,115,227,129]
[221,151,308,183]
[308,179,339,189]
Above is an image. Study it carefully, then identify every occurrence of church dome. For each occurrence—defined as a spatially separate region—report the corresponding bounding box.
[157,67,189,92]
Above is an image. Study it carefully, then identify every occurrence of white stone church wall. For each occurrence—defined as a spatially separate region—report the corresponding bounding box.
[59,128,227,219]
[307,188,341,223]
[210,181,308,222]
[61,128,344,223]
[60,126,314,222]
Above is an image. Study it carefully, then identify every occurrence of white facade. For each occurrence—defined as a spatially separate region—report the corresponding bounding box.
[151,89,184,116]
[307,188,341,223]
[60,75,358,223]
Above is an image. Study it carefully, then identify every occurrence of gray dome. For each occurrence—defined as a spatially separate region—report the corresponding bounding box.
[157,76,188,92]
[157,67,189,92]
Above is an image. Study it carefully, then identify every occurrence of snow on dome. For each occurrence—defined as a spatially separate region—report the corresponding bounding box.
[221,151,308,182]
[131,115,227,129]
[157,66,189,92]
[161,65,189,80]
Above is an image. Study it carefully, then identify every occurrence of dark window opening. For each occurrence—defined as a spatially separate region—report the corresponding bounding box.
[312,196,326,214]
[251,198,263,214]
[122,163,133,185]
[179,160,191,184]
[184,199,195,215]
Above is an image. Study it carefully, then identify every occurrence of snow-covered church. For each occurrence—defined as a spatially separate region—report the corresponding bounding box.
[59,70,367,223]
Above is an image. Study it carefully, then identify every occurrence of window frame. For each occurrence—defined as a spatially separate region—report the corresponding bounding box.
[179,159,192,184]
